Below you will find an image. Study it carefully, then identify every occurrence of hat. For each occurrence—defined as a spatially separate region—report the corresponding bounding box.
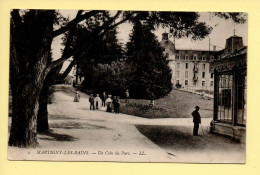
[195,106,200,109]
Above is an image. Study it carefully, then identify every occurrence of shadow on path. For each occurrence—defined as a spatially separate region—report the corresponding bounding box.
[38,130,78,142]
[135,125,242,152]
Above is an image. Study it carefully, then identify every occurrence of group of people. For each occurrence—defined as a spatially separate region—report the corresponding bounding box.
[74,89,202,136]
[74,90,129,114]
[88,92,121,113]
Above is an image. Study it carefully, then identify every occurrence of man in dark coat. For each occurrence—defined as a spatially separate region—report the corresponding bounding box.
[102,92,107,107]
[89,94,95,110]
[191,106,201,136]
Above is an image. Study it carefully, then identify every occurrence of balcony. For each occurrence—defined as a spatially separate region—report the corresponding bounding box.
[193,76,198,82]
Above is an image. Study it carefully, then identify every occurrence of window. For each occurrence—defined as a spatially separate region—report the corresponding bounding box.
[217,74,233,123]
[202,56,206,61]
[185,63,188,69]
[193,55,197,61]
[203,64,206,70]
[185,80,188,86]
[202,72,205,78]
[237,74,247,125]
[202,81,205,87]
[185,55,189,60]
[211,73,214,78]
[176,55,179,60]
[177,63,180,69]
[210,81,213,87]
[185,71,188,78]
[176,71,180,78]
[166,53,169,58]
[217,72,246,125]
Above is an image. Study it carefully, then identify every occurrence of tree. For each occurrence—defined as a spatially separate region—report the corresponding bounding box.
[75,27,124,91]
[9,10,246,147]
[91,60,133,96]
[126,20,172,99]
[9,10,131,147]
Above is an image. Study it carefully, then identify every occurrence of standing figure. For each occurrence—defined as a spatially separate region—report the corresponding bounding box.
[112,96,117,112]
[125,89,130,103]
[94,94,101,110]
[89,94,95,110]
[149,99,154,108]
[105,95,112,112]
[74,90,80,102]
[114,96,120,114]
[191,106,201,136]
[102,92,107,107]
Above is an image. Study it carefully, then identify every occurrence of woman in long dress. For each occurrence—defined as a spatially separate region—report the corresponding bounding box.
[105,95,112,112]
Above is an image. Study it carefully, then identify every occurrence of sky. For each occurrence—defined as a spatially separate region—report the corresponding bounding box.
[53,10,248,73]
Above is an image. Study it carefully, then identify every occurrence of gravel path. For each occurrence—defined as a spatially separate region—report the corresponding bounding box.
[8,85,245,163]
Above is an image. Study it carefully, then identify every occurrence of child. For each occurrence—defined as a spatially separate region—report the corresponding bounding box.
[74,90,80,102]
[149,99,154,108]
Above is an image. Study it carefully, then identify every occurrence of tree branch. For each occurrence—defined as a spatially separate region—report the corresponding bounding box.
[52,10,99,37]
[100,12,137,36]
[49,11,136,72]
[48,11,84,70]
[59,59,76,81]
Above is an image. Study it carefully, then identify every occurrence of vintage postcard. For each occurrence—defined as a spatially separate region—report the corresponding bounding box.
[8,9,247,163]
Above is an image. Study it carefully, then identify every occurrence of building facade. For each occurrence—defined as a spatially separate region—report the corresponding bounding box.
[160,33,215,91]
[210,35,247,142]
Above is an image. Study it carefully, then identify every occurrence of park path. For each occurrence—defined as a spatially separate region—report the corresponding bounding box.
[8,85,245,163]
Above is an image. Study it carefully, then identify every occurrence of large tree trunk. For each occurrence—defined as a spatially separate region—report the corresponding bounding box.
[37,82,50,133]
[9,10,55,147]
[9,80,44,148]
[37,61,73,133]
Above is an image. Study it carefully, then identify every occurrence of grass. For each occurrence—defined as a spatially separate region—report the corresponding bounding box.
[120,89,213,119]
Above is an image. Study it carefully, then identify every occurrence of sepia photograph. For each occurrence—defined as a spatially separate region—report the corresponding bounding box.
[8,9,247,163]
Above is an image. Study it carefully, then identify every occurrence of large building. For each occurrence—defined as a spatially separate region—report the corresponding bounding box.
[160,33,216,91]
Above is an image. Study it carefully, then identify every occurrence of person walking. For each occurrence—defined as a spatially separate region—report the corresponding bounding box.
[125,89,130,103]
[102,92,107,107]
[115,96,120,114]
[89,94,95,110]
[191,106,201,136]
[94,94,101,110]
[105,95,112,112]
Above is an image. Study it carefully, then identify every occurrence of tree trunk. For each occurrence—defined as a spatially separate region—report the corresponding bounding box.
[9,10,55,147]
[37,83,50,132]
[8,82,43,148]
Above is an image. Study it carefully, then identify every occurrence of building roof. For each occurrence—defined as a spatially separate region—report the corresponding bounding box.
[160,40,175,51]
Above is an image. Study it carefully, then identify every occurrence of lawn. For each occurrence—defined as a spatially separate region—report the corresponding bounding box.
[120,89,213,119]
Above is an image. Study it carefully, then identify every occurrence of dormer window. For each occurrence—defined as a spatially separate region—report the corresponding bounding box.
[202,56,206,61]
[193,55,197,61]
[185,55,189,60]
